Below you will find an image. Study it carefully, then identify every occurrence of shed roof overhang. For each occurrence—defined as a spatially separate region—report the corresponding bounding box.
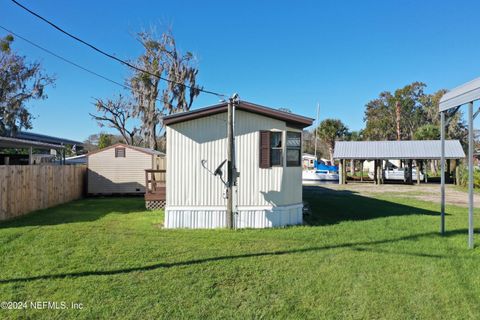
[0,136,66,150]
[86,143,165,157]
[163,101,314,129]
[439,77,480,111]
[333,140,465,160]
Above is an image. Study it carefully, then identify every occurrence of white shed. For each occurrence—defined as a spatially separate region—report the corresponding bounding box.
[87,143,165,195]
[163,101,313,229]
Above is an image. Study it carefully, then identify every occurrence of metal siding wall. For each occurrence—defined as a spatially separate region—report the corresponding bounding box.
[167,114,228,207]
[166,110,303,209]
[88,148,152,194]
[165,204,303,229]
[235,111,303,207]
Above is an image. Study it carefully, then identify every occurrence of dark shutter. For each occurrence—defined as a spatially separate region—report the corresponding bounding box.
[259,131,271,168]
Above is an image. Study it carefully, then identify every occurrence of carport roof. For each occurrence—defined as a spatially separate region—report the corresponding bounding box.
[333,140,465,160]
[439,77,480,111]
[0,136,66,150]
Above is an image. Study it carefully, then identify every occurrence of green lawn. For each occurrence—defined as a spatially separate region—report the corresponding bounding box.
[0,189,479,319]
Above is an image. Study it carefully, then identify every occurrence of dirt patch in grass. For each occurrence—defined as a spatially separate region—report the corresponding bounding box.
[319,183,480,208]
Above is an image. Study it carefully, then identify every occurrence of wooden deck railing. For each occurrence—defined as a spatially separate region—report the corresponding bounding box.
[145,169,166,201]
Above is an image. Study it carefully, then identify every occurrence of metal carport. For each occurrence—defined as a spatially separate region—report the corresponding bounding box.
[0,136,65,164]
[333,140,465,184]
[440,77,480,249]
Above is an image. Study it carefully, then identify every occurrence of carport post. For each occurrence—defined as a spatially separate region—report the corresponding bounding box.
[468,101,474,249]
[360,160,364,182]
[440,111,445,235]
[338,160,343,184]
[407,160,413,184]
[455,159,460,185]
[416,160,420,185]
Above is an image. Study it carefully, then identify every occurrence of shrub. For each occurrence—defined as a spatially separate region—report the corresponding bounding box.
[457,165,480,188]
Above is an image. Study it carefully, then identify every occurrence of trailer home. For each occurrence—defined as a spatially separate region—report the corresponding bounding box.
[87,143,165,195]
[163,101,313,228]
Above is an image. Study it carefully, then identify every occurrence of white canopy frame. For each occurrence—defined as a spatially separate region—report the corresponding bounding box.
[439,77,480,249]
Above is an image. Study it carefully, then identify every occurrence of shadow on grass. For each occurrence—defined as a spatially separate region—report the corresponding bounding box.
[0,197,146,229]
[303,186,441,226]
[0,229,473,285]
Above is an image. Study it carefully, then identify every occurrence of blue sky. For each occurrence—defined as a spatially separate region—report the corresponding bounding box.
[1,0,480,141]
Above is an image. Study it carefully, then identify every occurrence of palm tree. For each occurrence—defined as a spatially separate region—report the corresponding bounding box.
[316,119,348,163]
[414,124,441,175]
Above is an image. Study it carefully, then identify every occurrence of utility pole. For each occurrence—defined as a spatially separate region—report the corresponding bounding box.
[226,98,234,228]
[226,95,239,229]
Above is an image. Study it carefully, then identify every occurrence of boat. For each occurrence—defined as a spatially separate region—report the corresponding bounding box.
[302,160,339,181]
[301,103,339,182]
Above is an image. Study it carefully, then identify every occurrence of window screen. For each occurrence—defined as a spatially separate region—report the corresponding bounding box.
[270,131,283,166]
[286,131,301,166]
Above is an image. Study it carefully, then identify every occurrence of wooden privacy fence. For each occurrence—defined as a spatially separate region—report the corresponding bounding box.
[0,165,86,221]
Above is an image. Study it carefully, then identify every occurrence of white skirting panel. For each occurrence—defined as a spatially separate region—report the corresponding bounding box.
[165,204,303,229]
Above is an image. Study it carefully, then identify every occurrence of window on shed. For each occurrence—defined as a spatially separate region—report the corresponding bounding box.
[115,147,126,158]
[286,131,301,167]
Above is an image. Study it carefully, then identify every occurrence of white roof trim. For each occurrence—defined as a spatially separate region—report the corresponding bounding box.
[439,77,480,112]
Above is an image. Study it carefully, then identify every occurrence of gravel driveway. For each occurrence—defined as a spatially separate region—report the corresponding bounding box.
[312,182,479,208]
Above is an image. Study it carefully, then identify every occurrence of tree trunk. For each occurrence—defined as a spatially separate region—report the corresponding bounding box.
[396,101,401,141]
[329,145,334,164]
[446,159,451,184]
[430,160,437,176]
[128,132,135,145]
[416,160,421,185]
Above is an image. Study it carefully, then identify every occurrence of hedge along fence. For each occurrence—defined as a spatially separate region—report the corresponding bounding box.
[0,165,87,221]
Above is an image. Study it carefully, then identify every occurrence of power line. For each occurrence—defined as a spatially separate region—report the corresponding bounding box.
[0,24,165,103]
[10,0,226,99]
[0,25,230,124]
[0,26,129,91]
[0,24,231,126]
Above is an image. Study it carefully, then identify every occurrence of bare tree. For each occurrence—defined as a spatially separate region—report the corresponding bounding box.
[90,95,140,145]
[130,30,201,150]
